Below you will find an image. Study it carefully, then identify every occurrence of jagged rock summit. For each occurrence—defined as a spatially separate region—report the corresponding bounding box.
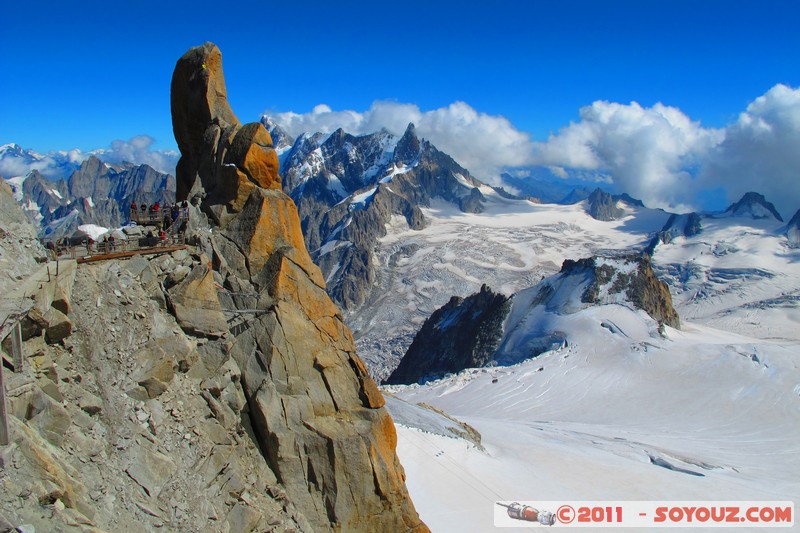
[721,191,783,222]
[171,43,426,531]
[586,188,625,221]
[270,115,487,311]
[385,285,511,385]
[171,42,281,226]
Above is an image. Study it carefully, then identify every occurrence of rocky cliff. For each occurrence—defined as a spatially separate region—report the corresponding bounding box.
[0,180,48,293]
[170,42,425,531]
[0,42,424,533]
[385,285,510,385]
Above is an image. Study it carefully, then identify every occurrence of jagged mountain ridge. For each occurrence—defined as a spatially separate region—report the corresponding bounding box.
[266,118,488,311]
[4,155,175,240]
[387,253,679,384]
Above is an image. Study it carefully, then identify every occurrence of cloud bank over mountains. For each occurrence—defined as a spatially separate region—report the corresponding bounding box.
[271,101,535,182]
[0,135,178,180]
[270,84,800,217]
[4,85,799,218]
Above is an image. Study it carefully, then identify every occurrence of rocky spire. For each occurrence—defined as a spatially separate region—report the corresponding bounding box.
[586,188,624,221]
[393,123,421,166]
[171,42,281,226]
[171,43,426,531]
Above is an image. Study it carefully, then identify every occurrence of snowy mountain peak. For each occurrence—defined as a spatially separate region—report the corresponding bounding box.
[260,115,295,153]
[539,254,679,326]
[0,143,25,156]
[393,123,421,166]
[722,191,783,222]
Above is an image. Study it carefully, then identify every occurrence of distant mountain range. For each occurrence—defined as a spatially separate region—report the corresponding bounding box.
[265,118,492,311]
[1,145,175,240]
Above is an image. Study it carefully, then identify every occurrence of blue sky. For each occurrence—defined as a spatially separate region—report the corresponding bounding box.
[2,0,795,150]
[2,0,800,214]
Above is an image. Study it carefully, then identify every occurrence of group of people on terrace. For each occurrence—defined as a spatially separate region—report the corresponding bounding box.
[130,200,189,228]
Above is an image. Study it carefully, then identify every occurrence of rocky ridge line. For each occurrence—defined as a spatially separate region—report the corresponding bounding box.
[388,254,680,385]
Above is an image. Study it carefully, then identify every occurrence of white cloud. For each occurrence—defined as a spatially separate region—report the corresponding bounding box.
[98,135,179,175]
[272,88,800,216]
[527,85,800,216]
[532,100,724,211]
[269,100,536,184]
[0,136,178,180]
[700,84,800,219]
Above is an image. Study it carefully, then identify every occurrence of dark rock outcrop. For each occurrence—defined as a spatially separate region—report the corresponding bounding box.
[385,285,511,385]
[586,188,625,221]
[722,191,783,222]
[171,43,425,531]
[559,254,680,328]
[786,208,800,247]
[645,211,703,254]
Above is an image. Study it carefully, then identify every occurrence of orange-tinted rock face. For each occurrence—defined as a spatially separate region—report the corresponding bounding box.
[171,43,427,532]
[227,123,281,191]
[171,42,281,223]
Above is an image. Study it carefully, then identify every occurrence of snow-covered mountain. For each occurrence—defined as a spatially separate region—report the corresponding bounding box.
[379,190,800,531]
[0,143,85,180]
[387,253,679,385]
[4,155,175,240]
[719,191,784,222]
[347,183,673,379]
[267,118,492,311]
[337,184,797,381]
